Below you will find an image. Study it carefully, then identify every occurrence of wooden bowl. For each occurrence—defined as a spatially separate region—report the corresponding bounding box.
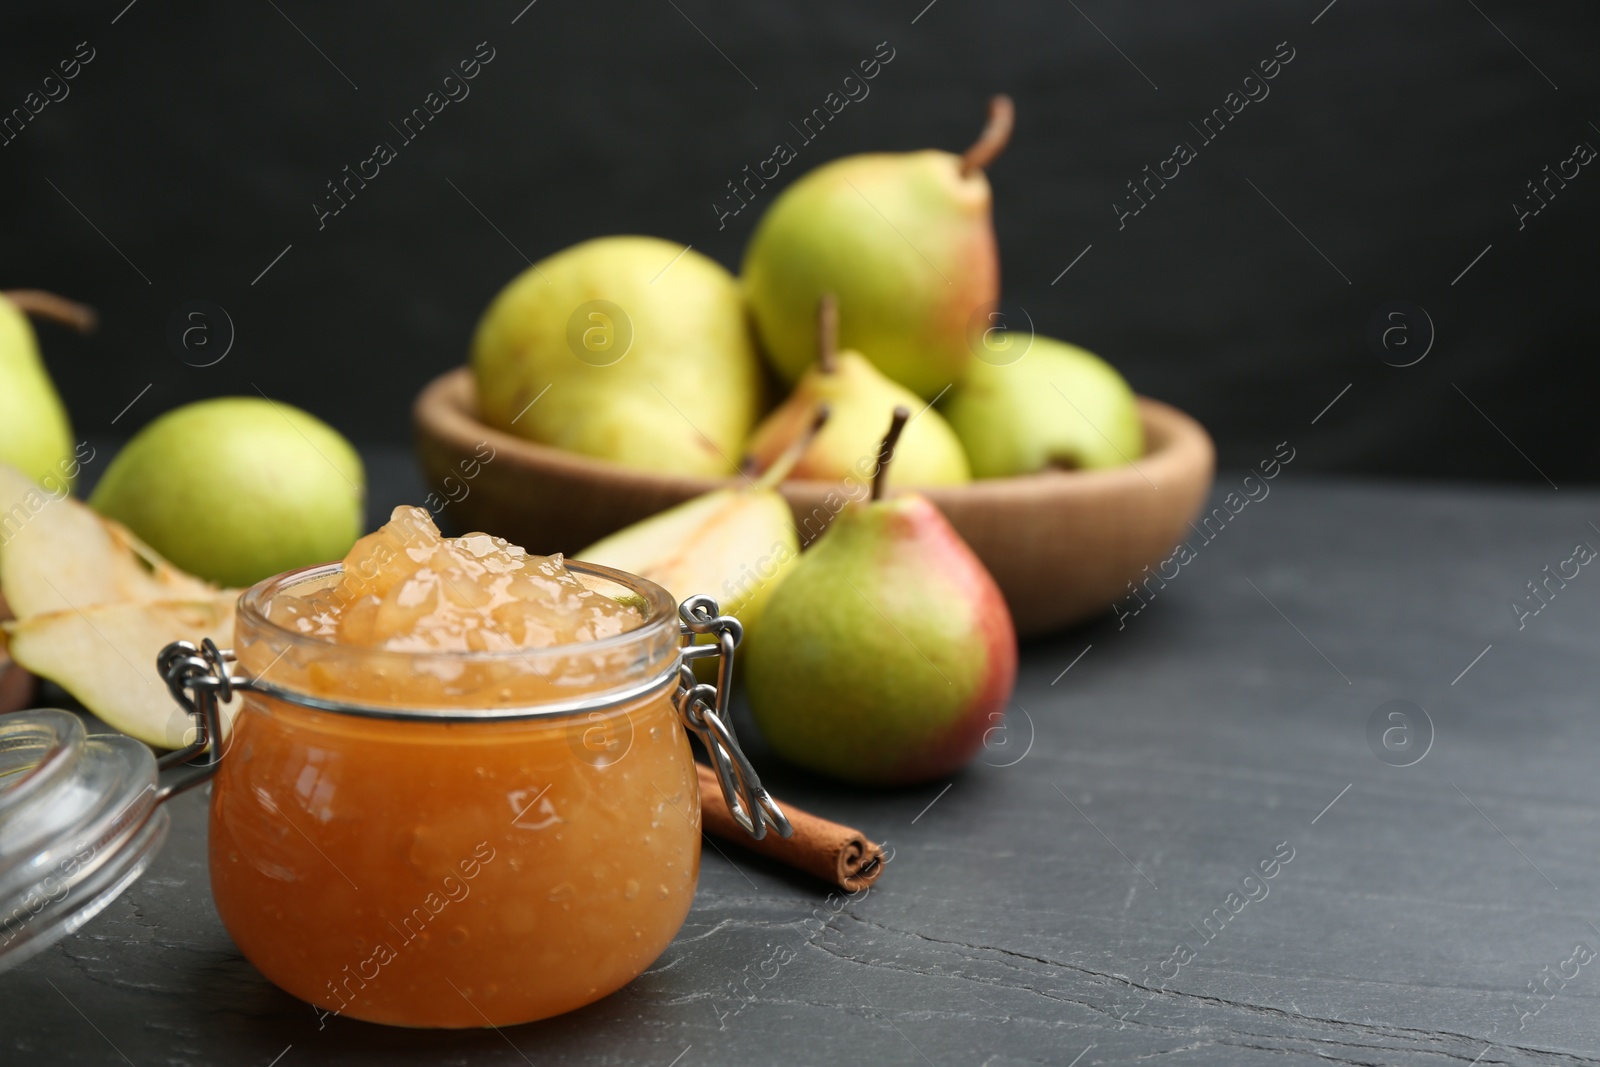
[414,368,1215,638]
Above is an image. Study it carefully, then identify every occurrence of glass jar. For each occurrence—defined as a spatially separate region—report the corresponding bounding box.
[0,561,787,1029]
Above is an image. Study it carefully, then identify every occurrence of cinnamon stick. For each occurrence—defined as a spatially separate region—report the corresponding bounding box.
[696,761,887,892]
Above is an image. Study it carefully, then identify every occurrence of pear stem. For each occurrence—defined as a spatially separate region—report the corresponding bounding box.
[959,94,1015,177]
[871,406,912,502]
[817,293,839,375]
[3,290,97,333]
[755,404,832,488]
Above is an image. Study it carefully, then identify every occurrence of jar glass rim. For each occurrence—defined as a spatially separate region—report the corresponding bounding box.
[235,558,681,668]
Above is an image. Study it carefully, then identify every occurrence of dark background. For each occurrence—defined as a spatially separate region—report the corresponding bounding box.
[3,0,1595,483]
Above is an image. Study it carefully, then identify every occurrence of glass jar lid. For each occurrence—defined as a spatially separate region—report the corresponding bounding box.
[0,708,169,974]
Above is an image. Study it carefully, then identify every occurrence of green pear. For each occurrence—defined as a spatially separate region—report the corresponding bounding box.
[580,409,830,667]
[742,97,1014,399]
[744,296,969,486]
[0,291,94,490]
[745,409,1017,784]
[940,336,1144,477]
[473,236,764,478]
[90,397,365,588]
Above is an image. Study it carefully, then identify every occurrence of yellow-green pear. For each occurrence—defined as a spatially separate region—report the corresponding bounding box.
[0,291,95,490]
[940,337,1144,477]
[90,397,365,588]
[742,97,1013,399]
[744,296,969,486]
[473,236,764,478]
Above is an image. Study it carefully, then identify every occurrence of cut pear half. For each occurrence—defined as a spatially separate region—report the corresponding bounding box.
[0,464,212,617]
[0,462,238,747]
[6,593,240,748]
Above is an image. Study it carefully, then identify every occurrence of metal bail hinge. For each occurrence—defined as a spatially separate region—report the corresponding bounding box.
[154,638,246,801]
[676,595,792,841]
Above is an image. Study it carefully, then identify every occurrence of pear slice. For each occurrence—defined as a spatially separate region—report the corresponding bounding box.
[0,460,238,747]
[581,487,798,634]
[0,589,34,714]
[0,464,212,618]
[579,408,832,658]
[6,593,240,748]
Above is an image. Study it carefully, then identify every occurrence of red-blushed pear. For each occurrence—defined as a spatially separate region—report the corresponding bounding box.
[744,407,1018,785]
[741,97,1014,399]
[743,295,969,486]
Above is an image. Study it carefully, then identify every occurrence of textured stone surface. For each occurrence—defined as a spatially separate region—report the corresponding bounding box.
[6,455,1600,1065]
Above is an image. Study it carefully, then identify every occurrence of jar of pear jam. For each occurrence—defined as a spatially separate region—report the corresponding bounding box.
[189,508,784,1028]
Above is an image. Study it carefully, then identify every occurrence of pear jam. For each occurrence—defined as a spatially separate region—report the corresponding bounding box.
[269,506,642,653]
[212,505,700,1028]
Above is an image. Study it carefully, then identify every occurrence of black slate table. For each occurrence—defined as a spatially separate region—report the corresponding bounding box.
[7,450,1600,1066]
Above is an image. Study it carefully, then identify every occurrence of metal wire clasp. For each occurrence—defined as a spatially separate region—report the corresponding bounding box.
[154,638,248,801]
[676,595,792,841]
